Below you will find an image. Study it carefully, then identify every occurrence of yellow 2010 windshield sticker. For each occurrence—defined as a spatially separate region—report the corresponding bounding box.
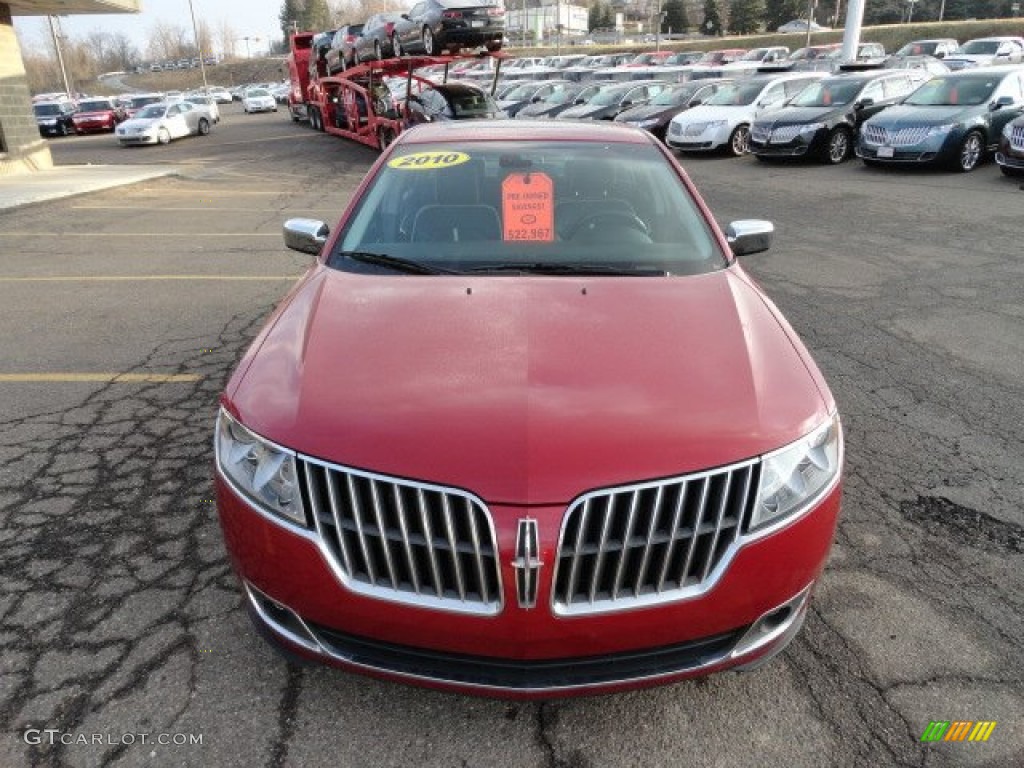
[388,151,470,170]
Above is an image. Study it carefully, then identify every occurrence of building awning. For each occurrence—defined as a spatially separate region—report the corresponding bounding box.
[8,0,140,15]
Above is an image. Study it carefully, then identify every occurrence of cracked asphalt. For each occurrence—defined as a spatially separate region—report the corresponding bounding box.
[0,105,1020,768]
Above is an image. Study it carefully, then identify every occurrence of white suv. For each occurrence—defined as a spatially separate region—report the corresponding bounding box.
[665,72,826,156]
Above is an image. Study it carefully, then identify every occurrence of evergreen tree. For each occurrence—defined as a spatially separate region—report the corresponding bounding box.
[701,0,724,34]
[303,0,332,32]
[728,0,764,32]
[279,0,301,41]
[663,0,690,32]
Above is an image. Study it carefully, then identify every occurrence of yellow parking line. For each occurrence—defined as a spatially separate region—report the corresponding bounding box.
[0,275,300,283]
[0,373,202,383]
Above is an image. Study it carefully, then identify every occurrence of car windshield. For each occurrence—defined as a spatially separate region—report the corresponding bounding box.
[544,88,585,104]
[505,83,540,100]
[896,41,938,56]
[739,49,768,61]
[696,51,726,64]
[33,104,63,116]
[705,81,765,106]
[334,141,724,275]
[665,53,700,65]
[447,90,498,116]
[134,105,167,119]
[248,89,271,97]
[956,40,1000,55]
[129,96,160,108]
[789,79,864,107]
[903,75,997,106]
[650,86,694,106]
[589,87,629,106]
[77,100,111,111]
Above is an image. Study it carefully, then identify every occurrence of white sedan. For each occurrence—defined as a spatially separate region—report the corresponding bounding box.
[115,101,214,146]
[665,72,825,156]
[242,88,278,113]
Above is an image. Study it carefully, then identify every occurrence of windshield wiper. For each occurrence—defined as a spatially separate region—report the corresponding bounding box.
[341,251,463,275]
[467,263,668,276]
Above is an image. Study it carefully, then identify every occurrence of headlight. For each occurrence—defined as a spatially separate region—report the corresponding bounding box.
[750,414,842,532]
[800,122,825,135]
[1003,122,1015,139]
[216,408,306,526]
[926,124,957,136]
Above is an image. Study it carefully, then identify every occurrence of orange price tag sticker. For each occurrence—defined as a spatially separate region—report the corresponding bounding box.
[501,172,555,242]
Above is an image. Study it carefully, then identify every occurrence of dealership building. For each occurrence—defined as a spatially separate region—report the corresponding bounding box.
[1,0,139,175]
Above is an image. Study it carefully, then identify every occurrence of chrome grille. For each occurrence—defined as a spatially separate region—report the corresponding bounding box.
[770,125,803,143]
[889,126,930,146]
[750,123,771,143]
[300,458,502,615]
[552,460,759,616]
[866,125,932,147]
[1011,125,1024,151]
[863,124,888,145]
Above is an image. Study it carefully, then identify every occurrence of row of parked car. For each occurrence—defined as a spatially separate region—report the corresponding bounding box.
[395,51,1024,175]
[31,86,235,138]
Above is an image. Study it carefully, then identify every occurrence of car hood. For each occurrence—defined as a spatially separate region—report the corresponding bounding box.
[944,54,992,64]
[763,105,841,125]
[558,104,615,119]
[516,102,563,117]
[868,104,976,125]
[616,104,678,122]
[674,104,749,125]
[120,117,160,130]
[230,268,829,505]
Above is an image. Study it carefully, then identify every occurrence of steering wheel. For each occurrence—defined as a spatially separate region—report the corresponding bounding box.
[566,211,651,241]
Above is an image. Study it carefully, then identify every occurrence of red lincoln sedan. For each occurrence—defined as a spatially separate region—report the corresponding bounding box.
[71,97,126,134]
[215,120,843,698]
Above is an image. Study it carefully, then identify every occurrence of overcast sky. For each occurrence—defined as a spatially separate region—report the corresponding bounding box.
[13,0,285,58]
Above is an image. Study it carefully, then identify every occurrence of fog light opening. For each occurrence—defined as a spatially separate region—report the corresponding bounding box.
[245,583,323,654]
[758,604,793,634]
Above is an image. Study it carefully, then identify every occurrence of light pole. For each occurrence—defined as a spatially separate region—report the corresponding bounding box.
[186,0,209,91]
[47,16,74,98]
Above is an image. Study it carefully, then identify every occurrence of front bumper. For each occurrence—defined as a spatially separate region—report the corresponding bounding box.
[995,142,1024,170]
[665,123,730,151]
[117,132,158,145]
[216,467,842,698]
[856,133,958,164]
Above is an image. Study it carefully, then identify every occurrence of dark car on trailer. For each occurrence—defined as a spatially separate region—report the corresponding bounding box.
[391,0,505,56]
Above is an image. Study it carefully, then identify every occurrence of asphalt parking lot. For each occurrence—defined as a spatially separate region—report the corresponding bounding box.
[1,103,1021,768]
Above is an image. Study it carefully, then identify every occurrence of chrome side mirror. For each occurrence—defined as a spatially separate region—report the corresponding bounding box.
[726,220,774,257]
[283,218,330,255]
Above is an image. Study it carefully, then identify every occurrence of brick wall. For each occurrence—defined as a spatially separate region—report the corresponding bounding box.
[0,3,54,174]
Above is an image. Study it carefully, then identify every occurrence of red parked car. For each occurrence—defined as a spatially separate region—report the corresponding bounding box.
[71,97,126,134]
[215,120,844,698]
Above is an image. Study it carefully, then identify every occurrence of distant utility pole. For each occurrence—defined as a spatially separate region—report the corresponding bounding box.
[187,0,209,91]
[47,16,74,97]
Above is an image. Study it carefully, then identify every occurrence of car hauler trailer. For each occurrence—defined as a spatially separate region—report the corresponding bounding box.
[286,32,315,122]
[302,53,504,151]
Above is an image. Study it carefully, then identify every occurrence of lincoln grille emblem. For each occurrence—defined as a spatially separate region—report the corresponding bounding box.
[513,518,542,609]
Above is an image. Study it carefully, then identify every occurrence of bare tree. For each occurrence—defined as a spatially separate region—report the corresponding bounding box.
[216,18,239,58]
[147,20,192,61]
